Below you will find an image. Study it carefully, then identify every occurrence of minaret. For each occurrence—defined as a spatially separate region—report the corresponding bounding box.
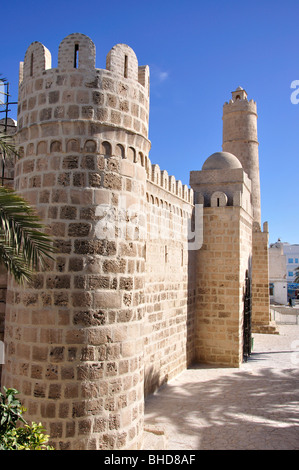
[222,87,261,225]
[223,87,278,335]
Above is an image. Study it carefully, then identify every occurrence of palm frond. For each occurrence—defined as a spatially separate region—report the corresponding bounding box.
[0,186,55,284]
[0,133,20,158]
[0,242,33,284]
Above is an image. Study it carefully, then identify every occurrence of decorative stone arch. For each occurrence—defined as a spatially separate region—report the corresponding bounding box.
[37,141,47,155]
[101,141,112,157]
[138,152,144,166]
[127,147,135,162]
[84,139,97,153]
[211,191,228,207]
[116,144,125,159]
[134,151,139,164]
[58,33,96,70]
[23,42,51,79]
[50,140,62,153]
[26,143,35,156]
[66,139,80,152]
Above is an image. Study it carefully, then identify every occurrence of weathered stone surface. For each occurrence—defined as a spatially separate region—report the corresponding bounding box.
[1,36,271,454]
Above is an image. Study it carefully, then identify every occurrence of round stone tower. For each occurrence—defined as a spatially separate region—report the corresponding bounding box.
[222,87,261,225]
[2,33,150,450]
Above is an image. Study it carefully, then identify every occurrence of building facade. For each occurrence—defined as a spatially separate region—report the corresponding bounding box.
[269,240,299,303]
[0,33,276,450]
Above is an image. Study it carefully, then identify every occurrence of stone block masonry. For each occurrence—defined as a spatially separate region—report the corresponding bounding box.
[0,34,275,450]
[1,33,195,450]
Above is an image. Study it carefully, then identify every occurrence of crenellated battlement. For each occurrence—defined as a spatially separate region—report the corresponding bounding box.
[222,86,257,116]
[18,33,150,141]
[147,162,193,204]
[19,33,149,91]
[15,33,194,215]
[223,97,257,115]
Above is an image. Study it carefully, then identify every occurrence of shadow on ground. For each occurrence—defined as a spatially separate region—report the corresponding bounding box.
[144,354,299,450]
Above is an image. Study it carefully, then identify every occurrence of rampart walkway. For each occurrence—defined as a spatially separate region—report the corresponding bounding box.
[144,324,299,450]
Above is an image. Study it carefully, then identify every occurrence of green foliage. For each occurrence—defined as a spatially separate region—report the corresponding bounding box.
[0,133,18,158]
[0,186,55,284]
[0,387,53,450]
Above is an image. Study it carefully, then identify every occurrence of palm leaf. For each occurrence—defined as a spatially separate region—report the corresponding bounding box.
[0,186,55,284]
[0,242,33,283]
[0,133,20,158]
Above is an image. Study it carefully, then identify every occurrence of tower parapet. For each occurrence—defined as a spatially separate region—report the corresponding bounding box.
[18,33,150,144]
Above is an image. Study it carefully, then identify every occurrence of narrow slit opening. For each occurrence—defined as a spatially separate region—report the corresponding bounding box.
[124,55,128,78]
[74,44,79,68]
[30,53,34,76]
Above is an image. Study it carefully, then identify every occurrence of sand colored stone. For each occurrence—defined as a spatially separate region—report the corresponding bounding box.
[0,34,275,450]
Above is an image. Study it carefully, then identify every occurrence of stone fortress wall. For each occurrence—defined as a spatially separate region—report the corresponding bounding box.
[1,33,196,450]
[0,33,275,450]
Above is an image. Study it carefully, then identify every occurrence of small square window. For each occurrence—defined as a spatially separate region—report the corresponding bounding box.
[288,271,294,277]
[288,258,294,263]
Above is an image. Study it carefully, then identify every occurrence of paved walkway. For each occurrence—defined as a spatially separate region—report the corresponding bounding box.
[144,325,299,450]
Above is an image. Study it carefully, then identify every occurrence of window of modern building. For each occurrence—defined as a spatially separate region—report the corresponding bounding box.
[288,271,294,277]
[288,258,294,263]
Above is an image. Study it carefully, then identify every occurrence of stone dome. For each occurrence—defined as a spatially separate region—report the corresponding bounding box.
[202,152,242,171]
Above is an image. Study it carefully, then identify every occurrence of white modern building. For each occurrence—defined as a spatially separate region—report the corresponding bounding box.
[269,240,299,304]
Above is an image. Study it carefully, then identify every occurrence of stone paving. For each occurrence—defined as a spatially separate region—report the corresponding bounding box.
[144,324,299,450]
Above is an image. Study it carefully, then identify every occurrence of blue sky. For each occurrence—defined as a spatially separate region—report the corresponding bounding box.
[1,0,298,244]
